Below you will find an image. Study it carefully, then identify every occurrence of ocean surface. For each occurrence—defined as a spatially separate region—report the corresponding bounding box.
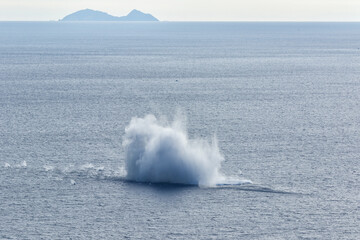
[0,22,359,239]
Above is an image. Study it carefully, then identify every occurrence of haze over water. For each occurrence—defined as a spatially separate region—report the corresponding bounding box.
[0,22,359,239]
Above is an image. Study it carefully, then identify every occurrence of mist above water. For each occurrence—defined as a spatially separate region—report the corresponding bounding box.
[122,115,226,186]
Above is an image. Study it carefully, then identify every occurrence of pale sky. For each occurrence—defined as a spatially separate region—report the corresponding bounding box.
[0,0,359,21]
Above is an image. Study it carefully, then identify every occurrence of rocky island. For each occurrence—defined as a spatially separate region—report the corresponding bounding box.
[60,9,159,21]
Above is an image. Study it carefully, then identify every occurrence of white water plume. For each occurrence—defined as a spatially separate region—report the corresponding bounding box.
[122,114,228,187]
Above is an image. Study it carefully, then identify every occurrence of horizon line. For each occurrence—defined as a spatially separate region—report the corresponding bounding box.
[1,20,360,23]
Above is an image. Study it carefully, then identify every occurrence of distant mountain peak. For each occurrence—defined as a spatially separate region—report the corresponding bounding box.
[124,9,158,21]
[61,9,159,22]
[129,9,142,14]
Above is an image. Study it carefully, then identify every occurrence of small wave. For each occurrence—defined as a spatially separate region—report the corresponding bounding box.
[40,163,126,182]
[216,178,253,186]
[43,165,55,171]
[3,161,27,169]
[215,183,297,194]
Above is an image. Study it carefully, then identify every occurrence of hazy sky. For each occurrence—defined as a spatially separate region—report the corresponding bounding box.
[0,0,359,21]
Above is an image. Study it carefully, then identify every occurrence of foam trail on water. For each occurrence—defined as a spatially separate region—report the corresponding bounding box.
[123,114,230,187]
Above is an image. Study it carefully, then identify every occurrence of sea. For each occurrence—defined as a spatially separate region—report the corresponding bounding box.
[0,22,359,239]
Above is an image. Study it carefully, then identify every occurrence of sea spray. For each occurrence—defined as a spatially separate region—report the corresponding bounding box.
[122,114,226,186]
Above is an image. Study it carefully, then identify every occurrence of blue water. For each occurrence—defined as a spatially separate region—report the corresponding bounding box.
[1,22,359,239]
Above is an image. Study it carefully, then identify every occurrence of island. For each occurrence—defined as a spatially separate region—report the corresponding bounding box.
[60,9,159,21]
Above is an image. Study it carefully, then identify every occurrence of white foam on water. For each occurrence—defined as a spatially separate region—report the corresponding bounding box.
[41,163,126,183]
[43,165,55,171]
[13,160,27,168]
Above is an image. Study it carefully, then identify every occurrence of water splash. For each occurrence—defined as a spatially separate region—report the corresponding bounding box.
[122,114,231,187]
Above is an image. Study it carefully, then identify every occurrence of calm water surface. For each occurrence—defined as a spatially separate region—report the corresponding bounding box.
[0,22,359,239]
